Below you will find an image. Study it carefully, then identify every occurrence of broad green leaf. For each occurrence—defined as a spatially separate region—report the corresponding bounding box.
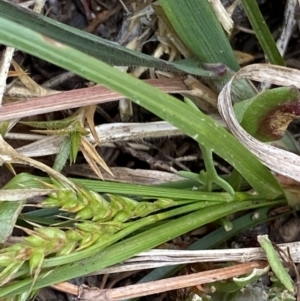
[159,0,256,101]
[234,87,300,142]
[159,0,239,71]
[0,17,282,198]
[0,0,211,77]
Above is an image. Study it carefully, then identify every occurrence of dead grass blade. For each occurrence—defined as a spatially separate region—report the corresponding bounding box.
[0,78,188,121]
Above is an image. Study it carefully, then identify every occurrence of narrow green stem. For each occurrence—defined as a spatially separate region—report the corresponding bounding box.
[200,145,235,195]
[7,173,263,201]
[241,0,285,65]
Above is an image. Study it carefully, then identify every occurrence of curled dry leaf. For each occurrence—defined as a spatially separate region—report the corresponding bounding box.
[218,64,300,183]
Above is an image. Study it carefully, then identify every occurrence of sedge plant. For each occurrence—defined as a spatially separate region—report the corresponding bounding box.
[0,0,296,299]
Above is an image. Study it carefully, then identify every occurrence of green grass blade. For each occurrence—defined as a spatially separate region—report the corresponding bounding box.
[0,180,26,243]
[0,17,282,198]
[4,173,259,202]
[126,205,288,300]
[159,0,239,71]
[240,0,285,65]
[0,0,210,77]
[159,0,257,101]
[52,136,71,171]
[0,201,23,243]
[0,200,281,297]
[258,235,294,292]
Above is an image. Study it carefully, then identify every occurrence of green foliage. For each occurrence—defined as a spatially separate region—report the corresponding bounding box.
[258,235,294,293]
[0,0,293,299]
[240,0,285,65]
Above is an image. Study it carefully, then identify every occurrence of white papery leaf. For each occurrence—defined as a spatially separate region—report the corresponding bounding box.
[218,64,300,182]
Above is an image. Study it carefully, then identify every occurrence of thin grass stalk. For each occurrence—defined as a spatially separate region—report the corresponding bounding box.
[240,0,285,65]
